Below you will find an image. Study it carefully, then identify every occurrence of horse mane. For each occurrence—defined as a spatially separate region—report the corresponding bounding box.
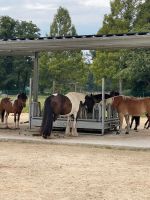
[1,97,11,102]
[121,95,146,101]
[17,93,27,100]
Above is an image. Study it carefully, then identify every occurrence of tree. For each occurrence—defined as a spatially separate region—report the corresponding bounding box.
[0,16,16,38]
[99,0,142,34]
[133,0,150,32]
[92,0,141,89]
[0,16,40,92]
[39,7,87,94]
[118,49,150,96]
[50,7,76,36]
[15,20,40,38]
[120,0,150,96]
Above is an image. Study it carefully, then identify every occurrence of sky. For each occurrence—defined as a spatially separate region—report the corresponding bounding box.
[0,0,111,36]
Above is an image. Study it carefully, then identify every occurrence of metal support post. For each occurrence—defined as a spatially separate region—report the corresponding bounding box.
[29,78,32,129]
[32,52,39,102]
[101,78,105,135]
[119,78,122,95]
[32,52,40,117]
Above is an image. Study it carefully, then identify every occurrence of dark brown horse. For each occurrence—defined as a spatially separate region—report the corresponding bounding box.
[40,92,86,139]
[106,95,150,134]
[0,93,27,129]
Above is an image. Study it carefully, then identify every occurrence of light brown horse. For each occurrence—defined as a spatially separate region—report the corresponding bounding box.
[105,95,150,134]
[0,93,27,129]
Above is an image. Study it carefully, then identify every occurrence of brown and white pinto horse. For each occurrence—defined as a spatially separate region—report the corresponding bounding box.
[40,92,86,139]
[105,95,150,134]
[0,93,27,129]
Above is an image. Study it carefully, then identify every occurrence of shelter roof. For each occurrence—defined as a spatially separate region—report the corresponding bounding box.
[0,32,150,56]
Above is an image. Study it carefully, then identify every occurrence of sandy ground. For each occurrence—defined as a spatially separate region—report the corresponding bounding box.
[0,114,150,200]
[0,142,150,200]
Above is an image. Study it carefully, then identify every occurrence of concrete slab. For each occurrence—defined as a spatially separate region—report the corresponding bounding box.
[0,113,150,151]
[0,128,150,151]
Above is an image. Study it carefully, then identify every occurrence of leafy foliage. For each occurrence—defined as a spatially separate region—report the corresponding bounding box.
[0,16,40,92]
[91,0,150,95]
[39,7,87,94]
[50,7,76,36]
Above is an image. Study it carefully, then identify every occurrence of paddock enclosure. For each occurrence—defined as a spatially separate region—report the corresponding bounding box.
[0,32,150,133]
[0,33,150,200]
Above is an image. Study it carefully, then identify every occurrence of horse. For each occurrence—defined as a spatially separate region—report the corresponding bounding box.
[40,92,86,139]
[0,93,28,129]
[84,91,119,113]
[105,95,150,134]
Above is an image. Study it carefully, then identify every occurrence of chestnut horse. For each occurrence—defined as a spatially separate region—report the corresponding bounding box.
[105,95,150,134]
[0,93,27,129]
[40,92,86,139]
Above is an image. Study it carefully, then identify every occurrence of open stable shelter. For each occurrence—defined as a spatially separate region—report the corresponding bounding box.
[0,32,150,133]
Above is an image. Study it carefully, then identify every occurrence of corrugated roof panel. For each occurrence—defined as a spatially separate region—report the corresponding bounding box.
[0,32,150,55]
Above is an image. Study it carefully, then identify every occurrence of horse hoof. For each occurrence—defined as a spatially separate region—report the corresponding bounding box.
[65,133,72,137]
[73,134,79,137]
[42,135,47,139]
[116,131,120,135]
[125,132,129,134]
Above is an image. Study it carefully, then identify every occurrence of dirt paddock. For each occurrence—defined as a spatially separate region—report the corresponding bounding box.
[0,114,150,200]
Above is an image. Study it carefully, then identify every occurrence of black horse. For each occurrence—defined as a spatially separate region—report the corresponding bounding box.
[84,91,119,113]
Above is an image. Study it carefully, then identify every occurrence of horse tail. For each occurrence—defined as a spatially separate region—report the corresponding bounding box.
[40,96,53,139]
[1,109,5,122]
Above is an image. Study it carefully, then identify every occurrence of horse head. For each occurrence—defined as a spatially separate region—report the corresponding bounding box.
[109,91,119,97]
[17,93,28,107]
[105,97,114,106]
[84,94,95,113]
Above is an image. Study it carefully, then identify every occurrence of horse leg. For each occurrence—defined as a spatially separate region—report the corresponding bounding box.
[14,113,17,129]
[124,115,130,134]
[130,116,134,129]
[134,116,140,131]
[71,113,78,137]
[5,112,9,128]
[0,109,5,123]
[147,122,150,129]
[17,113,20,129]
[65,116,71,136]
[144,119,148,128]
[117,113,123,134]
[144,114,150,129]
[147,115,150,129]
